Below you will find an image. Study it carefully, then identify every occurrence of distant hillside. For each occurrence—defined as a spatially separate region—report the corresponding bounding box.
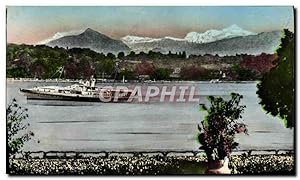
[128,31,283,56]
[189,31,283,56]
[47,28,130,54]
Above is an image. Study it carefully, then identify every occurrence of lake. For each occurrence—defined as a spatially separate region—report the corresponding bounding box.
[6,80,294,152]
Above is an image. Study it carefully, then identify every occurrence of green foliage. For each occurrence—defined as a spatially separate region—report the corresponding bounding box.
[180,66,208,80]
[7,44,275,81]
[6,44,118,79]
[7,45,68,78]
[128,51,136,57]
[6,67,28,78]
[232,64,257,81]
[7,99,34,157]
[198,93,247,161]
[94,59,115,78]
[257,29,295,128]
[117,52,125,59]
[116,69,136,80]
[150,68,172,80]
[107,53,116,60]
[181,51,187,59]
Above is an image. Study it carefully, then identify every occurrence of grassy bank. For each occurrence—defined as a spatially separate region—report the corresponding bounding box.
[8,154,294,175]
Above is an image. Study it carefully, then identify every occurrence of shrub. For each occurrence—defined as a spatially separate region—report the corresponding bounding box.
[198,93,248,161]
[7,99,34,157]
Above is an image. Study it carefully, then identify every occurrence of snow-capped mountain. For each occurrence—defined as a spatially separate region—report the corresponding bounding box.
[121,35,185,45]
[121,35,159,44]
[121,25,257,45]
[126,31,282,56]
[184,24,257,44]
[39,24,256,47]
[40,26,282,56]
[37,29,85,45]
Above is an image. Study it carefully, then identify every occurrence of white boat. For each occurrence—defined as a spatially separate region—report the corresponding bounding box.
[20,77,134,102]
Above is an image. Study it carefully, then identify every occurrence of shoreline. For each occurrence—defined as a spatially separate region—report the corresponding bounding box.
[6,78,259,84]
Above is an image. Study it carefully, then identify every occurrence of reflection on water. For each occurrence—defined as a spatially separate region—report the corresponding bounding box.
[28,100,100,106]
[6,80,294,152]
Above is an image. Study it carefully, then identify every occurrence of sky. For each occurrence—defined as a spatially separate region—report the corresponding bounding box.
[7,6,294,44]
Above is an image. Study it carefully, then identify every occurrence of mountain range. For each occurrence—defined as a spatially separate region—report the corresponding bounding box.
[40,25,283,56]
[184,24,256,43]
[121,24,256,45]
[128,31,282,56]
[46,28,130,54]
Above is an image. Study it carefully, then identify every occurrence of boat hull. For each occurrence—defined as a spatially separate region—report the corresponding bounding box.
[20,88,132,102]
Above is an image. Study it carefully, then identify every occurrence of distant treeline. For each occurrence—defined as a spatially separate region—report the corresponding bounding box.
[6,44,277,81]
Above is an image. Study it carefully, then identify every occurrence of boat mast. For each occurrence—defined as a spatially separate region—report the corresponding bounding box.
[49,66,64,85]
[58,66,64,79]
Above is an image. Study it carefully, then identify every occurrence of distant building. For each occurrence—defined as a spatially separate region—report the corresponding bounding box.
[138,74,150,80]
[174,68,181,74]
[170,68,181,78]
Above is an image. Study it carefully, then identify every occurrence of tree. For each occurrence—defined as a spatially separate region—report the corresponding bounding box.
[198,93,248,162]
[180,66,208,80]
[181,51,186,59]
[106,53,116,60]
[116,69,135,80]
[240,53,277,76]
[30,64,46,79]
[128,51,136,57]
[7,99,34,157]
[64,62,79,79]
[231,64,257,81]
[117,52,125,59]
[151,68,172,80]
[135,61,155,76]
[78,60,95,79]
[257,29,295,128]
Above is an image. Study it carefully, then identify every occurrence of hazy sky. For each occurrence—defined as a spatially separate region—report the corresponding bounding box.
[7,6,294,44]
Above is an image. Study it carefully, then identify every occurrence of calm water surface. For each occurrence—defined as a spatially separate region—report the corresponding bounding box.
[7,80,294,152]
